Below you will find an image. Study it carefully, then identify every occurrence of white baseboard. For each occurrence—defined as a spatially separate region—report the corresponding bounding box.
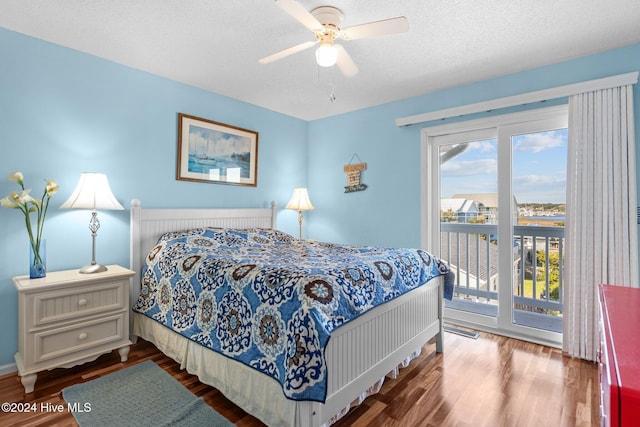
[0,362,17,377]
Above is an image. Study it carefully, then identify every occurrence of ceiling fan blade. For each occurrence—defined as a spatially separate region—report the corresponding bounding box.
[275,0,324,32]
[335,44,359,77]
[340,16,409,40]
[259,41,317,64]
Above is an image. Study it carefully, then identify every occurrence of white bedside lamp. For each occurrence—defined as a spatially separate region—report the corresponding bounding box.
[61,172,124,273]
[286,187,314,240]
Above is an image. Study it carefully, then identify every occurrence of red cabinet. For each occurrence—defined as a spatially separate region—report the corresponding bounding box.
[598,284,640,426]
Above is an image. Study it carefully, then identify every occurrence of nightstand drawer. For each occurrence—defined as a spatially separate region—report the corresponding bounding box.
[30,280,127,327]
[34,313,127,364]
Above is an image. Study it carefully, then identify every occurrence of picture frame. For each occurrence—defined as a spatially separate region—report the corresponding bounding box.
[177,113,258,186]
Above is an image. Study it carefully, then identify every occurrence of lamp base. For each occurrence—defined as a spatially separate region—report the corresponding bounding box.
[79,263,108,274]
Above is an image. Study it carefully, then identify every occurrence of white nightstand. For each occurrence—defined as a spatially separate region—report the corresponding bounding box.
[13,265,135,393]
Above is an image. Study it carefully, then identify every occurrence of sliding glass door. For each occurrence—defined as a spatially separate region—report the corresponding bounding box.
[438,129,499,319]
[503,123,567,334]
[423,107,567,346]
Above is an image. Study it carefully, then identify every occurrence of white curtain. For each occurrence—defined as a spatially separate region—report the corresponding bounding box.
[564,84,638,361]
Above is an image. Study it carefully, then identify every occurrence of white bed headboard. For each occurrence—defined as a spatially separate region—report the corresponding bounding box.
[129,199,277,314]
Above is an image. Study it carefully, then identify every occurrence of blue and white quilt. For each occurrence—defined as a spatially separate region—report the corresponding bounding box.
[133,228,452,402]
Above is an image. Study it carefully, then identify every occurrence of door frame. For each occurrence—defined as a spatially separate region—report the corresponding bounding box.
[421,105,567,348]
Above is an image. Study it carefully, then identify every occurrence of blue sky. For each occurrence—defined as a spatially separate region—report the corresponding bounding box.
[440,129,568,204]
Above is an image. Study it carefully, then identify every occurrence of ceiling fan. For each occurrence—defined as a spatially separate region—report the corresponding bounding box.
[259,0,409,77]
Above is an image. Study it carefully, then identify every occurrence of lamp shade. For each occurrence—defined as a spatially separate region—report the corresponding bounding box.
[60,173,124,210]
[315,43,338,67]
[286,188,314,211]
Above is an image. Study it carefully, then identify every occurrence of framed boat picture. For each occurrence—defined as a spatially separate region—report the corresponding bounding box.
[177,113,258,186]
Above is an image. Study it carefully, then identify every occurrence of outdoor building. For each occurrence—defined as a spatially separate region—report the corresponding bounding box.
[440,198,479,223]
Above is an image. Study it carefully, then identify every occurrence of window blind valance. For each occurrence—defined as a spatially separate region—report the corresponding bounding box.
[396,72,638,127]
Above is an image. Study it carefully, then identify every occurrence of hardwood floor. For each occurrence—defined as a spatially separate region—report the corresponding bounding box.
[0,330,599,427]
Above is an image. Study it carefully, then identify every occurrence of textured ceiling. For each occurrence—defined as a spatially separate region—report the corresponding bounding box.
[2,0,640,120]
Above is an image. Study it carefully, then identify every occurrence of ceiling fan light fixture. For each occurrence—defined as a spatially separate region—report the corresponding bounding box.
[262,0,407,77]
[315,42,338,67]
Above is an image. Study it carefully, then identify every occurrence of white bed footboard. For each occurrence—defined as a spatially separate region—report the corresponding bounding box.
[309,278,443,426]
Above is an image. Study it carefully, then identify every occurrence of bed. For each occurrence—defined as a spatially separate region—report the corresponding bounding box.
[129,199,452,427]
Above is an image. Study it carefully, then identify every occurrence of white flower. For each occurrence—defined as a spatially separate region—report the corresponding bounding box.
[2,172,59,268]
[0,196,18,208]
[46,180,59,196]
[8,171,24,187]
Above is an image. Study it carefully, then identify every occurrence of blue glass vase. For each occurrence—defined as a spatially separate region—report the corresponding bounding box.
[29,239,46,279]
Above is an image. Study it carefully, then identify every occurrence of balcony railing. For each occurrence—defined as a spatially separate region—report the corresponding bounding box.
[440,222,564,333]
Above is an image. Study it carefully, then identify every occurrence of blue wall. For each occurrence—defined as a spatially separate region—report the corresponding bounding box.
[0,28,308,367]
[307,43,640,249]
[1,25,639,368]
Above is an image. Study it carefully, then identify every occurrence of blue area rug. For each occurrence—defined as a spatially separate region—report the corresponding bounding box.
[62,360,234,427]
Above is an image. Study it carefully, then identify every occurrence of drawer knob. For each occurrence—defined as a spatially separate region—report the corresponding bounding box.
[78,298,88,306]
[78,332,88,341]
